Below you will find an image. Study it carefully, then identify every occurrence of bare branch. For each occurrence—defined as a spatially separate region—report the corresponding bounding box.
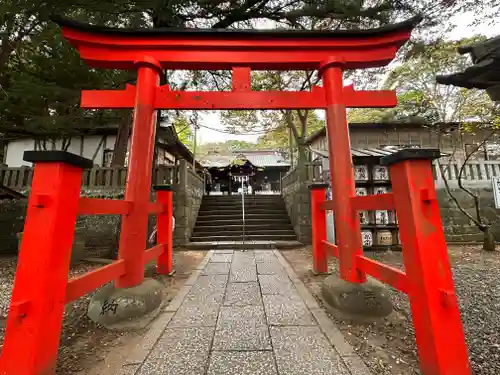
[457,128,498,226]
[436,135,483,228]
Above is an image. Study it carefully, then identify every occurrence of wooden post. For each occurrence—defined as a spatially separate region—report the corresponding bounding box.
[382,149,471,375]
[0,151,91,375]
[310,183,329,274]
[116,58,161,288]
[321,60,365,283]
[154,185,174,275]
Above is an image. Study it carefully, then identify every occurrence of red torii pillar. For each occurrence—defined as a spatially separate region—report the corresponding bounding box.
[116,58,161,288]
[320,59,365,282]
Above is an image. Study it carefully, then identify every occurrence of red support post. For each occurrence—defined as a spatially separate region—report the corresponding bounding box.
[154,185,174,275]
[321,60,365,283]
[116,57,161,288]
[382,149,471,375]
[310,183,329,274]
[0,151,92,375]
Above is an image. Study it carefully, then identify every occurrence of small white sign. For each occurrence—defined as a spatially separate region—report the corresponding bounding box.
[493,177,500,209]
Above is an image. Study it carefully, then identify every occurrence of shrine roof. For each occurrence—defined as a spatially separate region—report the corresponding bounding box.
[201,150,290,168]
[52,16,422,40]
[436,35,500,102]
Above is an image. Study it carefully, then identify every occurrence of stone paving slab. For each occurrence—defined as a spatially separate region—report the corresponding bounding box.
[232,254,256,266]
[213,324,271,351]
[257,261,287,275]
[217,305,266,327]
[168,303,220,327]
[210,254,233,263]
[121,364,140,375]
[254,252,278,263]
[125,312,174,365]
[208,351,278,375]
[164,285,192,313]
[202,262,231,275]
[184,288,225,305]
[259,274,297,295]
[151,327,215,356]
[229,264,258,282]
[263,294,316,326]
[136,349,208,375]
[128,249,372,375]
[137,327,214,375]
[190,275,228,290]
[223,281,262,306]
[271,326,350,375]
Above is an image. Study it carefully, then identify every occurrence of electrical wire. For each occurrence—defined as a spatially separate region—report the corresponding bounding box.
[164,119,276,136]
[197,122,278,135]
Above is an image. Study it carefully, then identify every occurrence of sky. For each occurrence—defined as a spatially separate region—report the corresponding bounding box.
[196,10,500,146]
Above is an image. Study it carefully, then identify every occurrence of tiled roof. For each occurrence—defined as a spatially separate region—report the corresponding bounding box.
[200,155,235,168]
[242,152,289,167]
[200,150,290,168]
[310,147,400,159]
[350,148,399,157]
[311,146,446,160]
[436,35,500,102]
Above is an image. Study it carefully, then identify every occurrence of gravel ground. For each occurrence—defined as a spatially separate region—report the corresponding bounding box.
[282,245,500,375]
[0,249,207,374]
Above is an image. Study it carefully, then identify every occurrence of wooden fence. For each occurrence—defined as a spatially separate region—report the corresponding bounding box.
[281,163,323,188]
[4,159,500,191]
[282,160,500,190]
[433,160,500,183]
[0,164,178,190]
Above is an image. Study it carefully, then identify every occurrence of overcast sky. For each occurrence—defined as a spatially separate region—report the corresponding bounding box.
[196,10,500,145]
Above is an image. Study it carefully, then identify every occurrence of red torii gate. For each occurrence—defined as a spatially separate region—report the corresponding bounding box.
[0,15,470,375]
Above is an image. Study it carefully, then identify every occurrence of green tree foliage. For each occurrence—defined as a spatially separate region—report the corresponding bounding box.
[197,140,258,156]
[348,37,500,125]
[170,116,195,150]
[220,70,322,162]
[1,0,497,159]
[0,1,144,145]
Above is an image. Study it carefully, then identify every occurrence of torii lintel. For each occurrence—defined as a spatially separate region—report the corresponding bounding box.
[53,15,422,71]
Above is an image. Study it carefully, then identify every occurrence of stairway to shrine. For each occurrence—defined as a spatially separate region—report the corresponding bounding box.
[188,194,300,249]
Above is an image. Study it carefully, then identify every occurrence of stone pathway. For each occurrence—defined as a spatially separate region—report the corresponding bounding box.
[121,250,372,375]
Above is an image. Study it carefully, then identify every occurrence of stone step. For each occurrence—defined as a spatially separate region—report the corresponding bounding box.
[190,234,298,242]
[184,240,304,250]
[196,213,290,221]
[200,203,285,208]
[191,223,293,233]
[199,206,286,213]
[198,209,286,215]
[203,195,283,200]
[193,228,296,237]
[200,201,286,208]
[201,202,284,208]
[195,218,291,226]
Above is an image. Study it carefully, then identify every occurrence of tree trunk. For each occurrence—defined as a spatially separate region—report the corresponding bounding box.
[296,141,309,181]
[482,226,496,251]
[111,110,132,167]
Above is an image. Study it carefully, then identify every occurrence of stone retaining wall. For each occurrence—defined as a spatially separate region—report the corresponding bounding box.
[0,191,124,256]
[281,167,312,243]
[280,171,500,245]
[173,160,204,245]
[438,187,500,242]
[0,199,26,254]
[0,160,204,255]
